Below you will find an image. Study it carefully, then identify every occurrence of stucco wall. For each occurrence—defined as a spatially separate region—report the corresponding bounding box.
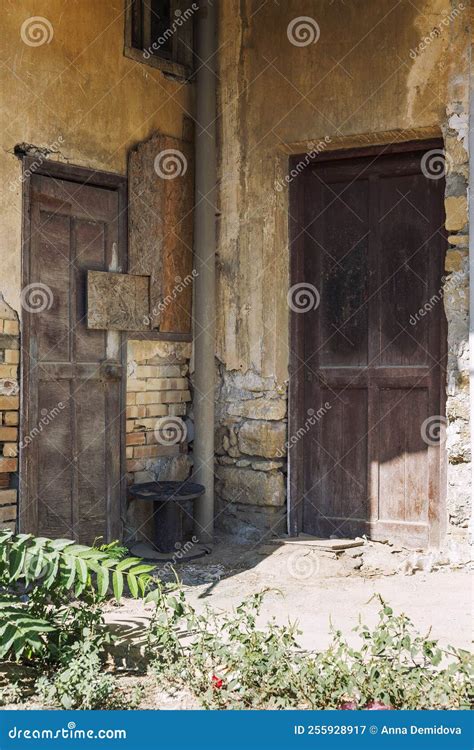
[215,0,471,542]
[0,0,193,312]
[0,1,194,533]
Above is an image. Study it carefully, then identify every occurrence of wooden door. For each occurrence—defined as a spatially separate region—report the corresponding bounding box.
[21,169,125,544]
[295,146,446,548]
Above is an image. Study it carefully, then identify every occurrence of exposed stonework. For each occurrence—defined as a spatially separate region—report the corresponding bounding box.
[0,296,19,530]
[215,366,287,541]
[125,339,192,544]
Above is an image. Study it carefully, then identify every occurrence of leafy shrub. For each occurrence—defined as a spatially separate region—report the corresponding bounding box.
[147,589,473,710]
[0,530,154,664]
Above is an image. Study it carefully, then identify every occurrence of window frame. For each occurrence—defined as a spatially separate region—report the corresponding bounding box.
[124,0,195,80]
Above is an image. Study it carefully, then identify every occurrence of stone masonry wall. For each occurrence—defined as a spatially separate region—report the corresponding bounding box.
[0,297,20,531]
[215,367,287,542]
[125,339,192,544]
[443,54,471,535]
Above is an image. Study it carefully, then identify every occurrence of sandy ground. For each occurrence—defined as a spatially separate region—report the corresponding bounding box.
[106,535,473,653]
[2,535,471,710]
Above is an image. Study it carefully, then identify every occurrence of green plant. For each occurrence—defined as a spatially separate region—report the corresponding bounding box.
[0,530,155,664]
[35,637,143,710]
[146,589,473,710]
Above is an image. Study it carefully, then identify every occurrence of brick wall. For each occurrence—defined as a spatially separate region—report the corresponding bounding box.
[125,338,193,543]
[0,298,20,530]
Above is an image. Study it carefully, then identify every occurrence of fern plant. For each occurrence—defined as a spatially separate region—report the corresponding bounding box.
[0,530,155,663]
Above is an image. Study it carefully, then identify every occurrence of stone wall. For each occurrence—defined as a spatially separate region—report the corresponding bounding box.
[0,297,19,530]
[443,66,471,533]
[215,368,287,541]
[125,339,192,544]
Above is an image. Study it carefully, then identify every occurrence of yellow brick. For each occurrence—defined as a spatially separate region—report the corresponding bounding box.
[3,444,17,457]
[3,320,19,336]
[4,350,20,364]
[127,379,147,392]
[0,504,17,522]
[4,412,19,426]
[0,489,17,505]
[0,457,17,473]
[0,396,19,410]
[126,392,136,406]
[126,447,134,459]
[0,427,17,441]
[0,365,17,378]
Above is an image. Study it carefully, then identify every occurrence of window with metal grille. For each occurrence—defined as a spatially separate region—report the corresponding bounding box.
[125,0,195,78]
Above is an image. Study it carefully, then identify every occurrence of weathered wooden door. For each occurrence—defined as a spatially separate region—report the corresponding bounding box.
[294,146,446,548]
[21,168,125,544]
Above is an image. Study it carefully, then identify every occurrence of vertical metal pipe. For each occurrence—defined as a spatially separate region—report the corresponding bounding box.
[193,0,217,544]
[469,15,474,543]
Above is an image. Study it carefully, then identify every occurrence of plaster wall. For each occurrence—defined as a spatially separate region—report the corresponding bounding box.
[215,0,471,542]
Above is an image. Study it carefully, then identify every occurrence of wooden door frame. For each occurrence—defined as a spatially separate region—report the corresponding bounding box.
[288,139,447,544]
[19,158,128,541]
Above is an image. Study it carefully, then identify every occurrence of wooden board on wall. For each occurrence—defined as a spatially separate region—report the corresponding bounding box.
[128,132,194,333]
[87,271,150,331]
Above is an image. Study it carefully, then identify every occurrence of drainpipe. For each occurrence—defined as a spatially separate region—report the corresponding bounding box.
[469,26,474,544]
[193,0,217,545]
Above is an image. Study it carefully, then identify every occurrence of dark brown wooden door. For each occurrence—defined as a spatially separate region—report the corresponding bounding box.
[21,173,125,544]
[298,147,446,548]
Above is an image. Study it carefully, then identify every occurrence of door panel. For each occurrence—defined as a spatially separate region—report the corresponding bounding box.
[22,173,124,544]
[300,148,446,548]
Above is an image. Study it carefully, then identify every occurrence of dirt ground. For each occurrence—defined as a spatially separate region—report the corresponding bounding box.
[108,534,473,653]
[2,534,471,711]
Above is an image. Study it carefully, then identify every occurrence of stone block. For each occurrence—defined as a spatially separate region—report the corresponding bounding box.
[238,420,286,458]
[444,196,467,232]
[216,466,286,507]
[228,398,286,421]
